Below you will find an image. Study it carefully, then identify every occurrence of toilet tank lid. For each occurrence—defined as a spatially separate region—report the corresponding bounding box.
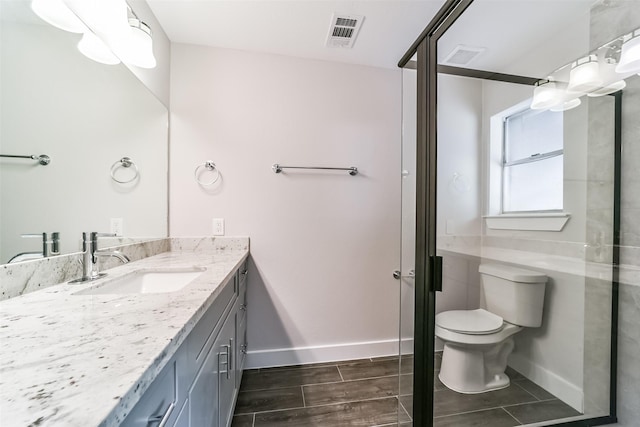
[479,264,547,283]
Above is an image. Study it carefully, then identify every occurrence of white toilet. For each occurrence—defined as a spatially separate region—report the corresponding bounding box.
[435,263,547,394]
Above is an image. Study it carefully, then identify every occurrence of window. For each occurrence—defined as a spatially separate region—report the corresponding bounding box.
[502,108,563,213]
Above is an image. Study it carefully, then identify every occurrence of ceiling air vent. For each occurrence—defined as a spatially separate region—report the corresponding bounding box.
[326,13,364,48]
[441,45,486,66]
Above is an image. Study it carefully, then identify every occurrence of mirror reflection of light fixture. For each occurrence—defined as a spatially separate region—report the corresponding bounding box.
[568,55,603,93]
[30,0,86,33]
[550,98,581,112]
[616,29,640,74]
[531,79,560,110]
[31,0,156,69]
[78,31,121,65]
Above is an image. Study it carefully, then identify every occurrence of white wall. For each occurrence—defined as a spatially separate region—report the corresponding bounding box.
[435,74,484,319]
[437,74,483,239]
[169,44,402,367]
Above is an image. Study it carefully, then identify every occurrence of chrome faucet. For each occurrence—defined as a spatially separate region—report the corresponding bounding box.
[71,232,130,283]
[19,232,60,257]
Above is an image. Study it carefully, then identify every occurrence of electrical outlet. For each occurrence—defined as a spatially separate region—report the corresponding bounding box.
[110,218,124,236]
[446,219,455,235]
[212,218,225,236]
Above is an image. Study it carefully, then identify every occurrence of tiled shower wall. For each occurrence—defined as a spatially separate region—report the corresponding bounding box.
[590,1,640,425]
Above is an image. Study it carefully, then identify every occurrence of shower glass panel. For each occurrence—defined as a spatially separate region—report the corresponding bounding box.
[399,65,417,422]
[431,0,627,425]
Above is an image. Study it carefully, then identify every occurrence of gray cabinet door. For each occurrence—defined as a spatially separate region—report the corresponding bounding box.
[235,295,247,387]
[171,399,189,427]
[217,311,236,427]
[188,336,220,427]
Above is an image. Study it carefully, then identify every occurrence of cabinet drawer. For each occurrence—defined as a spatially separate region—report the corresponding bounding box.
[188,278,235,366]
[121,359,177,427]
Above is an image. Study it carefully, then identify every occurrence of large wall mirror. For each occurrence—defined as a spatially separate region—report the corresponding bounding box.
[0,1,168,264]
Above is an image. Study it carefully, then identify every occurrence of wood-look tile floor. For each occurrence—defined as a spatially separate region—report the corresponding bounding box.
[231,354,581,426]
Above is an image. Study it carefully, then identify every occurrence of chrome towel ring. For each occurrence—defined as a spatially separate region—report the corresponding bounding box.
[110,157,139,184]
[194,160,220,186]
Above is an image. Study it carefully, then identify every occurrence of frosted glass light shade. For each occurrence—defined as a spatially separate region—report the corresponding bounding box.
[616,32,640,74]
[550,98,581,112]
[31,0,86,33]
[78,32,120,65]
[587,80,627,97]
[64,0,129,37]
[531,80,560,110]
[117,19,156,69]
[568,56,603,93]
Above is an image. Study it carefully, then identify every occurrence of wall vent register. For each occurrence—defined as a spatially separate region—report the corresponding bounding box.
[326,13,364,48]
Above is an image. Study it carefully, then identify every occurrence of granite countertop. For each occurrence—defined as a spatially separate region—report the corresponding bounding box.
[0,240,249,427]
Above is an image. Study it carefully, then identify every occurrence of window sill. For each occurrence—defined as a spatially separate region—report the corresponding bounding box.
[484,213,571,231]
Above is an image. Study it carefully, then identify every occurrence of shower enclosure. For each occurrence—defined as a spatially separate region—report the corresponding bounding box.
[399,0,639,425]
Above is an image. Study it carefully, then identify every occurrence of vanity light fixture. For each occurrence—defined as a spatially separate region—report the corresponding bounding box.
[616,29,640,74]
[587,80,627,97]
[30,0,86,33]
[586,54,626,97]
[567,55,603,93]
[120,18,157,69]
[530,79,560,110]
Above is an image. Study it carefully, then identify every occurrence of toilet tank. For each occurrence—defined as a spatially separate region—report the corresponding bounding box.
[479,264,547,327]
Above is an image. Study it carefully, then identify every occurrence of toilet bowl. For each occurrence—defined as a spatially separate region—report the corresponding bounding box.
[435,264,547,394]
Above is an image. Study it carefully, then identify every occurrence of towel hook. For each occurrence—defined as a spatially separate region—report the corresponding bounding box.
[194,160,220,186]
[110,157,139,184]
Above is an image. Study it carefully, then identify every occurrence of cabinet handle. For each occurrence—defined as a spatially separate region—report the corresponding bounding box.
[219,344,232,379]
[147,402,175,427]
[229,338,233,371]
[240,303,247,311]
[241,269,248,276]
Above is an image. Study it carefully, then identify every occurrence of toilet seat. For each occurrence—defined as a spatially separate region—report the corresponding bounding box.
[436,309,504,335]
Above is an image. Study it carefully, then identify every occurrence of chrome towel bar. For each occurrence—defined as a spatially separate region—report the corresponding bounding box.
[0,154,50,165]
[272,164,358,176]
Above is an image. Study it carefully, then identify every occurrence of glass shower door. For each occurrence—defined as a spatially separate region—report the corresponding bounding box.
[429,0,623,425]
[398,65,417,424]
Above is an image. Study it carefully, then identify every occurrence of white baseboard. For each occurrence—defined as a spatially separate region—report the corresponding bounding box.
[509,353,584,412]
[245,339,401,369]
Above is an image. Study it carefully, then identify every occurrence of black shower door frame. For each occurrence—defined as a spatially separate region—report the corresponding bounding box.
[398,0,620,426]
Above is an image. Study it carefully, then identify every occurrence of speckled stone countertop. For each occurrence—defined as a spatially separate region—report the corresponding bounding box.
[0,238,249,427]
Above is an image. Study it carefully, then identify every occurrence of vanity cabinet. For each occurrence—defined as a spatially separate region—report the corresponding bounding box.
[213,309,237,427]
[235,262,248,388]
[119,357,179,427]
[120,261,248,427]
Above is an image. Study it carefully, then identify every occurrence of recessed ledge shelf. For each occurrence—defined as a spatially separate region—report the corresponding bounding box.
[484,213,571,231]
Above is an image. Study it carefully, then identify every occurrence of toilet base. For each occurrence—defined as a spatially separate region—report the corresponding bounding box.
[439,337,515,394]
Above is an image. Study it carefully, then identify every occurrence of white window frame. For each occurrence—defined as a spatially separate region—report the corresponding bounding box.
[501,107,564,214]
[484,99,570,232]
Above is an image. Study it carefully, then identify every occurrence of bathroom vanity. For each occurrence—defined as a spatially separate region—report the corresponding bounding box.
[0,238,249,427]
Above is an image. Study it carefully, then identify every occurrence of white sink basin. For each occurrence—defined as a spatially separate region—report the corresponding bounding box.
[74,267,206,295]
